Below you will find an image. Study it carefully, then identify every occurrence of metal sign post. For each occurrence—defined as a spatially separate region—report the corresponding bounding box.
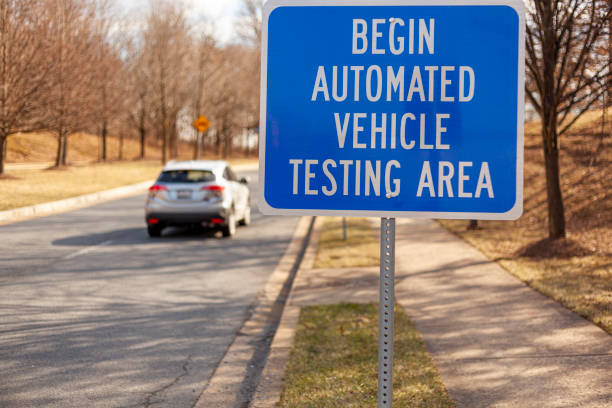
[378,218,395,407]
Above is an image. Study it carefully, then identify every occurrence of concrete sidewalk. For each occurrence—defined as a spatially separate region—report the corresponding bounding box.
[253,217,611,407]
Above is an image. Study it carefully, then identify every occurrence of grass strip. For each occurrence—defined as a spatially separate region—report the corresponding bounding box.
[279,303,455,408]
[314,217,379,269]
[0,161,162,211]
[0,159,258,212]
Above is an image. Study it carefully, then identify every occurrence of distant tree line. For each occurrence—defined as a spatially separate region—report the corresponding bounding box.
[0,0,262,174]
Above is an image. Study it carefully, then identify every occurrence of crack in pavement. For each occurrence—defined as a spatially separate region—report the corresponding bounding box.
[143,355,193,408]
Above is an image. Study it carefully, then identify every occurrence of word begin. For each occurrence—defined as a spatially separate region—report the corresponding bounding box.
[352,18,435,55]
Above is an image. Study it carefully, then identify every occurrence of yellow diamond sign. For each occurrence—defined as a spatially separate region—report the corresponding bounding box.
[193,115,210,133]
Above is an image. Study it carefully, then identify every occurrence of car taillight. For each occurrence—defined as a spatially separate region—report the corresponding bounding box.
[201,185,224,191]
[201,185,224,201]
[148,184,167,198]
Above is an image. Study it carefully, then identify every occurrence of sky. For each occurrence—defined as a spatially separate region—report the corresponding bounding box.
[120,0,244,43]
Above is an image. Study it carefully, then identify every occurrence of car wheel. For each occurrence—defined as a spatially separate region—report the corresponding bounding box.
[221,212,237,237]
[147,225,163,237]
[239,206,251,226]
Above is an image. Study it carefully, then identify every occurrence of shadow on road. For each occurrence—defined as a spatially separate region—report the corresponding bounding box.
[51,211,272,247]
[51,226,233,246]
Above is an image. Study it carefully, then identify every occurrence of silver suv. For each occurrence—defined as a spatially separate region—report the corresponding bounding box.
[145,160,251,237]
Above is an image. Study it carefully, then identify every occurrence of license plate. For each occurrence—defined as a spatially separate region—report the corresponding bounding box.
[176,190,192,199]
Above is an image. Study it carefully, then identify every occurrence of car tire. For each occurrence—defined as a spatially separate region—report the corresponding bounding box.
[147,225,163,237]
[221,212,237,237]
[239,206,251,226]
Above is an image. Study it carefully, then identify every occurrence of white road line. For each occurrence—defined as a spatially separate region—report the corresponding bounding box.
[62,240,113,260]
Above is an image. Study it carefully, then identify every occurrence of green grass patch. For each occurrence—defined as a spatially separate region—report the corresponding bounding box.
[279,303,455,408]
[314,217,379,269]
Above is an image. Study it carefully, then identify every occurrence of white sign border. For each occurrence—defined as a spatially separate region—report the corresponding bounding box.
[259,0,525,220]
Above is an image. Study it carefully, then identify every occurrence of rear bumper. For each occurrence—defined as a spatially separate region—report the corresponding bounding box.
[145,211,228,226]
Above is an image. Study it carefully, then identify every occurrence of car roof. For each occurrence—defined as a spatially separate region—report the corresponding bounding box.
[161,160,228,172]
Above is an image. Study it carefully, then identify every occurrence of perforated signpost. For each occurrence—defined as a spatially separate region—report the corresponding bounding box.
[259,1,524,406]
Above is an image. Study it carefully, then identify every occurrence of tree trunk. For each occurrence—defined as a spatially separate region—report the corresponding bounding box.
[542,125,566,238]
[161,121,167,164]
[102,120,108,161]
[55,131,63,167]
[540,0,566,239]
[119,134,124,160]
[169,112,178,159]
[139,110,146,160]
[215,130,221,157]
[61,132,68,166]
[97,127,102,161]
[0,134,5,175]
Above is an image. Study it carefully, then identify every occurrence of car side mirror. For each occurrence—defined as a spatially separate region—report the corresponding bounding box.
[240,177,249,184]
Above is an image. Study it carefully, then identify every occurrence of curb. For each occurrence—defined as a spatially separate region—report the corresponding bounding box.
[250,217,323,407]
[0,161,259,226]
[194,215,314,407]
[0,180,154,225]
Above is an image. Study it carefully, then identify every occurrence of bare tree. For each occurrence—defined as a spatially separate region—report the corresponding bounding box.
[235,0,262,47]
[0,0,52,174]
[525,0,611,238]
[0,0,266,171]
[144,0,190,163]
[91,6,125,162]
[234,0,263,155]
[121,27,154,161]
[190,32,216,160]
[203,45,250,158]
[46,0,103,167]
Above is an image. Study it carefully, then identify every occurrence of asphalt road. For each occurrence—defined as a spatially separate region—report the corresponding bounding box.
[0,169,300,408]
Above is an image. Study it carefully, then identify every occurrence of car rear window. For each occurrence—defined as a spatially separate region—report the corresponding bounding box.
[157,170,215,183]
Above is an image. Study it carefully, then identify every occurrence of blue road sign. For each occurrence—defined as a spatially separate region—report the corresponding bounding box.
[259,0,525,219]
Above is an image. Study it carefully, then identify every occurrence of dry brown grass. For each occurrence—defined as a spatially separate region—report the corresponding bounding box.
[6,131,162,163]
[5,131,258,164]
[314,217,379,269]
[439,108,611,333]
[0,131,258,211]
[0,161,163,211]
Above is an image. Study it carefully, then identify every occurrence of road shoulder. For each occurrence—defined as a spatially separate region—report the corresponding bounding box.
[0,180,154,225]
[194,215,314,407]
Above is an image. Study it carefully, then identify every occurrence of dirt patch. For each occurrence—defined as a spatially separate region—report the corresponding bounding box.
[45,165,70,171]
[516,237,596,259]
